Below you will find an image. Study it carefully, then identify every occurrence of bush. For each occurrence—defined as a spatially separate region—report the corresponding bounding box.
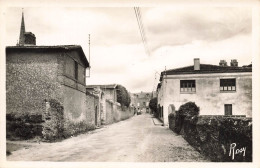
[178,102,200,116]
[168,112,176,131]
[182,116,252,162]
[63,121,95,138]
[6,113,43,140]
[149,97,157,113]
[174,102,199,134]
[42,99,64,142]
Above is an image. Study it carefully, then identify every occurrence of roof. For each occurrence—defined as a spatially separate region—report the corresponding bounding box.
[162,64,252,76]
[6,45,89,67]
[86,84,118,89]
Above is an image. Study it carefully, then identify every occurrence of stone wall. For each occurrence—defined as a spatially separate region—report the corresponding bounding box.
[85,91,100,126]
[105,100,134,125]
[105,100,114,125]
[6,50,63,117]
[168,115,252,162]
[6,48,96,140]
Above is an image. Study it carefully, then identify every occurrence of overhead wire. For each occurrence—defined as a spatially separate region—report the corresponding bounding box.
[134,7,150,57]
[136,7,150,57]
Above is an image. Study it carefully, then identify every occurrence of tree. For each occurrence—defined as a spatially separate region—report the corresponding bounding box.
[116,85,131,107]
[149,97,157,114]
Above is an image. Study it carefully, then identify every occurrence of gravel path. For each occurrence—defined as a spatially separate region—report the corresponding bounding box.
[7,114,209,162]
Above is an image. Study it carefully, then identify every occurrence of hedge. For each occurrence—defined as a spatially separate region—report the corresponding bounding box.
[169,114,252,162]
[6,113,43,140]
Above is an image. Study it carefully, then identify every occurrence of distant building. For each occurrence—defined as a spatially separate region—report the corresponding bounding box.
[17,12,36,46]
[86,84,118,103]
[157,58,252,125]
[131,92,152,113]
[86,84,118,124]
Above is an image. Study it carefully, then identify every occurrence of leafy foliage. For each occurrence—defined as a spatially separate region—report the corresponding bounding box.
[116,85,131,107]
[42,99,64,142]
[6,113,43,140]
[174,102,199,134]
[178,102,200,116]
[149,97,157,112]
[63,121,95,138]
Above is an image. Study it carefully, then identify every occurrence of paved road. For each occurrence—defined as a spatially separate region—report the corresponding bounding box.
[7,114,209,162]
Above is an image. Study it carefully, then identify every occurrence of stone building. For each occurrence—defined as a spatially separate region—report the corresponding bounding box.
[131,92,152,113]
[17,12,36,46]
[86,84,118,124]
[157,58,252,125]
[6,12,101,135]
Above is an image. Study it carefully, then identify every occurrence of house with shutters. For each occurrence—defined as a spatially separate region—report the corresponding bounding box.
[157,58,252,125]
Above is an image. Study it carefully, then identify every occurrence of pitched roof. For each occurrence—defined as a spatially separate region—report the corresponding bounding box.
[6,45,89,67]
[86,84,118,89]
[162,64,252,76]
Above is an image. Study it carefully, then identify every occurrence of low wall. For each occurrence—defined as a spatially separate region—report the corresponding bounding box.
[105,100,134,125]
[169,115,252,162]
[85,91,100,126]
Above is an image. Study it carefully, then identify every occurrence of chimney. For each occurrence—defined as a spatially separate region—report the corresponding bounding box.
[230,59,238,67]
[219,60,227,66]
[194,58,200,70]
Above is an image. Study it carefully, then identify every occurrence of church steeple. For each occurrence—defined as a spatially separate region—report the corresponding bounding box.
[17,10,36,46]
[19,10,26,45]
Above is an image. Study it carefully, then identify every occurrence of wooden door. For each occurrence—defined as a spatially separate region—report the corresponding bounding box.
[225,104,232,115]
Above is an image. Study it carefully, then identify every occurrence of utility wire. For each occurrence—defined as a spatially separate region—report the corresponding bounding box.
[134,7,150,57]
[136,7,150,56]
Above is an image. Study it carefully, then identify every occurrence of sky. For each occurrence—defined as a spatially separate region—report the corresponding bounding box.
[5,7,252,93]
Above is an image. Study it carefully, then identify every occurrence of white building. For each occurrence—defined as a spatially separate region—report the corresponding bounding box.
[157,58,252,126]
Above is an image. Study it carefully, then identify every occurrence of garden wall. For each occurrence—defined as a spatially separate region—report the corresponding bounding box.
[105,100,134,125]
[168,114,252,162]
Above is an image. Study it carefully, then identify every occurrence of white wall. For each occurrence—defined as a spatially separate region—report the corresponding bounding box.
[160,72,252,125]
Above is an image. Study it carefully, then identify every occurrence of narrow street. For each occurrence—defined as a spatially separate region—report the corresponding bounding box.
[7,114,209,162]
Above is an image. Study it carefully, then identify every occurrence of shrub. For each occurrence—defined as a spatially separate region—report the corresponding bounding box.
[42,99,64,142]
[6,113,43,140]
[168,112,176,131]
[63,121,95,138]
[178,102,200,116]
[149,97,157,113]
[174,102,199,134]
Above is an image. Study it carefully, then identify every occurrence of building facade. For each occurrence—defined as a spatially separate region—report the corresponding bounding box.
[6,12,102,129]
[131,92,152,113]
[86,84,118,124]
[157,58,252,125]
[6,45,97,124]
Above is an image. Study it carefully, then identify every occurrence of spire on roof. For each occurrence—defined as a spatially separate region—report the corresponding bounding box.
[17,9,36,46]
[18,10,25,45]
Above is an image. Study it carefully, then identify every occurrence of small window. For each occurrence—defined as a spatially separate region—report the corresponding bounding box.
[180,80,196,93]
[225,104,232,115]
[220,79,236,91]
